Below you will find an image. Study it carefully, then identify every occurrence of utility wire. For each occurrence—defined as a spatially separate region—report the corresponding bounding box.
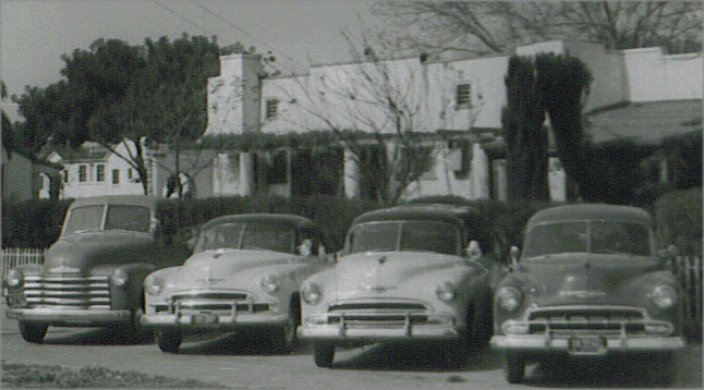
[192,1,306,72]
[151,0,214,36]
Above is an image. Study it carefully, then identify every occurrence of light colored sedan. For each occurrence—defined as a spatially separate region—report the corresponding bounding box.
[142,213,330,353]
[298,206,494,368]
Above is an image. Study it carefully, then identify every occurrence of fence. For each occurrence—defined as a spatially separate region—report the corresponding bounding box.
[671,256,703,325]
[0,247,47,281]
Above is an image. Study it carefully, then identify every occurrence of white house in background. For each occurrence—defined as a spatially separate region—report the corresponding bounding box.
[45,139,220,200]
[45,140,170,199]
[204,39,702,202]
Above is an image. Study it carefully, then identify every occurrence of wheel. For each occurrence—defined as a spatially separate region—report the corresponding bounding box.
[313,344,335,367]
[505,353,525,383]
[19,321,48,343]
[156,330,182,353]
[270,308,298,354]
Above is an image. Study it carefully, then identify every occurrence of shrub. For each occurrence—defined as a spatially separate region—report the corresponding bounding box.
[654,188,702,255]
[2,199,73,248]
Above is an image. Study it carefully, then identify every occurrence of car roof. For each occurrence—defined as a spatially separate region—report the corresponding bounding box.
[202,213,319,230]
[527,204,652,227]
[69,195,160,210]
[352,206,466,231]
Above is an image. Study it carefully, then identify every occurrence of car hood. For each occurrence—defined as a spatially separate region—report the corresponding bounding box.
[332,251,465,300]
[43,231,154,275]
[168,249,302,288]
[515,253,665,306]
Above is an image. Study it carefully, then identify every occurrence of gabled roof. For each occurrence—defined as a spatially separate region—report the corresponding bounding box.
[585,99,702,145]
[46,143,110,162]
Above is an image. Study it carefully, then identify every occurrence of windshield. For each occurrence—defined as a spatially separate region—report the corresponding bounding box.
[523,220,652,258]
[346,220,461,255]
[63,205,151,235]
[195,221,296,254]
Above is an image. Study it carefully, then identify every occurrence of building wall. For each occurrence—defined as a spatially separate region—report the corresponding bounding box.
[1,147,34,201]
[623,48,703,102]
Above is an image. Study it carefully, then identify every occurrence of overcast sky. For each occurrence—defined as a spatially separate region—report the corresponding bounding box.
[0,0,381,103]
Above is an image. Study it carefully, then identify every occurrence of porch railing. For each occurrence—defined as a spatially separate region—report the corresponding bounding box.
[1,247,48,281]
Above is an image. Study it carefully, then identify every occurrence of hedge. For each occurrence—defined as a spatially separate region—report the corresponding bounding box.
[654,188,702,256]
[1,198,73,249]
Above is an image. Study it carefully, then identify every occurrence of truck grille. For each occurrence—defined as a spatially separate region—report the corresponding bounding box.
[527,307,647,335]
[23,275,111,309]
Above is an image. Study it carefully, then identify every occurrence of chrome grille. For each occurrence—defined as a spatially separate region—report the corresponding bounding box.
[23,275,110,309]
[326,301,429,327]
[158,291,267,315]
[527,307,647,335]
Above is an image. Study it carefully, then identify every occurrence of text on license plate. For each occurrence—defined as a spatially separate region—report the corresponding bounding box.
[191,313,219,324]
[568,336,606,354]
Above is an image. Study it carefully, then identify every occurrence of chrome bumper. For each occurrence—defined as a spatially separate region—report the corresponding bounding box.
[491,335,685,353]
[298,313,460,342]
[6,307,132,326]
[141,311,289,330]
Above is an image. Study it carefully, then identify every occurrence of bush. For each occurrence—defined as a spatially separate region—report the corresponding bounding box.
[157,195,379,252]
[654,188,702,255]
[2,199,73,248]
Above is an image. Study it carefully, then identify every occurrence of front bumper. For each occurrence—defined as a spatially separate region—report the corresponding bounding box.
[491,334,685,353]
[141,311,289,330]
[6,307,132,327]
[298,313,460,343]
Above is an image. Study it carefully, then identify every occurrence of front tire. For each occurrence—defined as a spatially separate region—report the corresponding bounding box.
[156,330,182,353]
[19,321,48,343]
[313,344,335,367]
[505,352,525,383]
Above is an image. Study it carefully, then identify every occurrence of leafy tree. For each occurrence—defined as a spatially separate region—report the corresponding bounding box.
[1,81,15,156]
[15,34,222,195]
[373,1,702,55]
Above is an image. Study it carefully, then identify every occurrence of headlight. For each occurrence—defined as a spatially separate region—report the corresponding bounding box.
[436,282,456,302]
[260,274,280,293]
[302,283,322,305]
[651,285,677,309]
[6,269,23,288]
[144,275,163,296]
[110,269,128,287]
[496,286,522,312]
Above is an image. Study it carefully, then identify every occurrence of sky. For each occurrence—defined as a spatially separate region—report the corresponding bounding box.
[0,0,382,113]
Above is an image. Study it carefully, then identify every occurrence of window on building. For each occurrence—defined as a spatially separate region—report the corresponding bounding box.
[455,83,471,108]
[112,169,120,185]
[128,168,133,180]
[265,99,279,119]
[96,164,105,182]
[61,170,68,182]
[79,165,87,182]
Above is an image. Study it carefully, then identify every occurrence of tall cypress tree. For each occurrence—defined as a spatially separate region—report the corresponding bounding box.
[503,56,549,201]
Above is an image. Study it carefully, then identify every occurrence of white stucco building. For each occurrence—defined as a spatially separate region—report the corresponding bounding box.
[203,39,702,202]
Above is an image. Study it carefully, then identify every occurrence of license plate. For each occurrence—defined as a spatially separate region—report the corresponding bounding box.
[191,312,218,325]
[568,336,606,355]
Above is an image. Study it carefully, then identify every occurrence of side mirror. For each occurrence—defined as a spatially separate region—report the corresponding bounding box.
[658,244,679,258]
[510,245,520,266]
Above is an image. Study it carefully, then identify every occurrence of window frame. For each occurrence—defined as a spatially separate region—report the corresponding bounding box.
[96,164,105,182]
[112,169,120,185]
[265,98,279,120]
[455,83,472,109]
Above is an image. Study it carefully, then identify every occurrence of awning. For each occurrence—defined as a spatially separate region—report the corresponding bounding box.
[585,99,702,144]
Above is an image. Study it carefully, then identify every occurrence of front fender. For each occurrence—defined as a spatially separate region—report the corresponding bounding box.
[92,263,155,310]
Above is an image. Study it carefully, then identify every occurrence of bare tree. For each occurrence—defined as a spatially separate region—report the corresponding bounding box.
[373,1,702,55]
[286,33,437,206]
